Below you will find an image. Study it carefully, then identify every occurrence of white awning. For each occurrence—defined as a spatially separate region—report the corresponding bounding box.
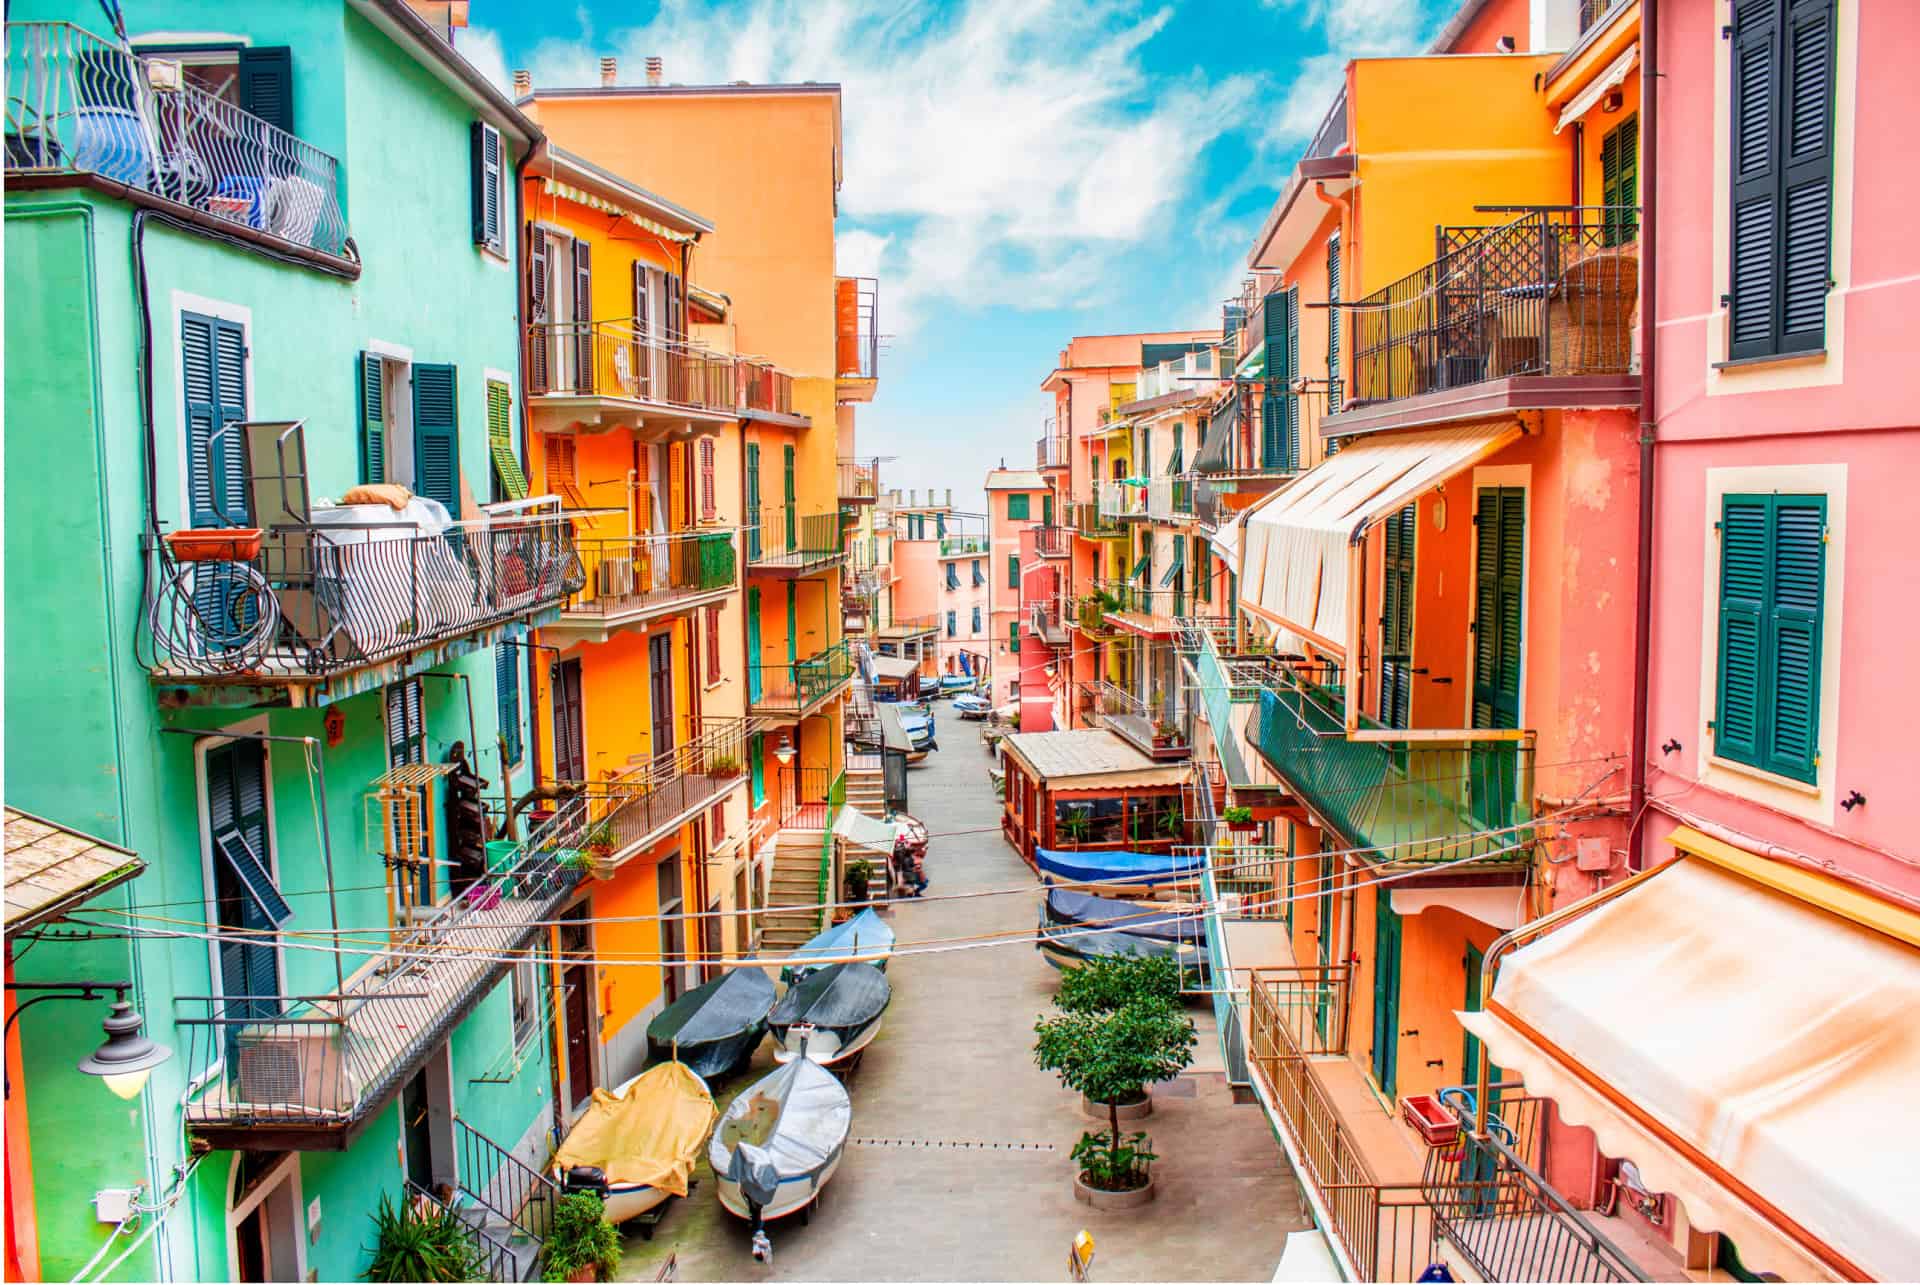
[1208,509,1247,568]
[1239,421,1523,653]
[869,656,920,680]
[1458,834,1920,1282]
[1554,43,1639,134]
[832,806,901,857]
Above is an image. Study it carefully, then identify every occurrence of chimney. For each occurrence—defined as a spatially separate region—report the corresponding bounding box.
[599,56,617,87]
[646,56,664,86]
[512,69,531,96]
[945,488,953,507]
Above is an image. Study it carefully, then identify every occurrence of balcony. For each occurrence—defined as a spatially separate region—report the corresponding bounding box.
[837,457,881,506]
[549,528,737,644]
[1249,665,1535,870]
[177,802,586,1149]
[1033,525,1072,559]
[1064,501,1124,540]
[4,23,353,268]
[1029,597,1070,649]
[1087,679,1189,760]
[1127,348,1223,408]
[1330,206,1640,437]
[1191,380,1322,495]
[834,275,880,401]
[1146,477,1195,523]
[1579,0,1621,34]
[937,534,989,558]
[525,321,737,438]
[875,613,939,642]
[562,718,750,875]
[1036,419,1069,471]
[738,356,803,425]
[749,639,854,719]
[745,506,844,575]
[1097,480,1148,522]
[143,510,583,708]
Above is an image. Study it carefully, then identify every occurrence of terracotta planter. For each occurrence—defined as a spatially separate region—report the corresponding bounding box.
[165,526,263,562]
[1073,1169,1156,1210]
[566,1266,597,1284]
[1082,1089,1152,1122]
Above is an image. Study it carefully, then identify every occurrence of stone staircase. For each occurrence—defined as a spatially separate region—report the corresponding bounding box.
[761,824,828,952]
[845,765,887,820]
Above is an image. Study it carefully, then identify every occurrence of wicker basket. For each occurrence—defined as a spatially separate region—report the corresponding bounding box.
[1548,248,1639,375]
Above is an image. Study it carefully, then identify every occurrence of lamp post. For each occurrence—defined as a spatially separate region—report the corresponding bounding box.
[4,982,173,1100]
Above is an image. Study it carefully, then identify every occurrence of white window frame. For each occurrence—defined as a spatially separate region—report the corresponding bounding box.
[224,1151,306,1283]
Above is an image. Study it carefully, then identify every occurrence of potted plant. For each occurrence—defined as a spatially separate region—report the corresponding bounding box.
[541,1191,621,1283]
[1057,812,1092,844]
[1151,720,1177,748]
[845,857,874,903]
[363,1192,486,1282]
[581,819,615,862]
[1222,805,1258,833]
[1034,989,1196,1207]
[708,752,743,779]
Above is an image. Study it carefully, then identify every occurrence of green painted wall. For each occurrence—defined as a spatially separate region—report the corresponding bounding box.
[4,5,548,1279]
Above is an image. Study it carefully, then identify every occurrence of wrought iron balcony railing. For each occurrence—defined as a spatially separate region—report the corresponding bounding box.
[5,22,351,259]
[1249,665,1536,867]
[1033,525,1072,558]
[558,718,750,874]
[837,457,880,503]
[177,800,587,1141]
[749,639,854,714]
[1036,420,1069,470]
[1064,501,1124,539]
[566,529,737,622]
[143,513,583,684]
[526,320,735,414]
[1349,206,1639,408]
[745,506,844,568]
[1578,0,1620,34]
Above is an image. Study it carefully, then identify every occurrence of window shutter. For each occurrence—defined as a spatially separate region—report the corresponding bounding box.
[236,46,294,134]
[495,645,523,767]
[357,351,386,484]
[1009,621,1020,653]
[745,444,761,559]
[631,261,654,399]
[699,438,717,519]
[1285,286,1301,458]
[1008,554,1020,590]
[947,611,957,637]
[1170,425,1183,475]
[1779,0,1835,353]
[412,364,460,512]
[785,583,798,665]
[972,606,981,632]
[1007,494,1029,520]
[487,380,527,501]
[782,445,796,549]
[1715,497,1769,764]
[668,441,687,529]
[1471,488,1524,729]
[705,604,722,684]
[471,122,503,252]
[1380,505,1416,728]
[1765,496,1825,778]
[526,228,550,394]
[1043,493,1053,526]
[184,313,249,527]
[1326,234,1343,410]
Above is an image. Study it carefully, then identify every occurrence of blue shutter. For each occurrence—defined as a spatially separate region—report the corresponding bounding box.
[412,364,460,511]
[206,741,282,1029]
[496,644,523,767]
[183,312,249,525]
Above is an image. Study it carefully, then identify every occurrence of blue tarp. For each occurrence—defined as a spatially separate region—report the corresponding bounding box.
[780,908,896,983]
[1035,847,1204,886]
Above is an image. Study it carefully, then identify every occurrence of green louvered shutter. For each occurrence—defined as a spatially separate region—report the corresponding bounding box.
[1765,497,1825,778]
[495,644,523,766]
[487,380,527,501]
[748,732,765,806]
[357,351,386,484]
[746,587,763,703]
[1601,116,1639,246]
[412,364,460,511]
[1008,554,1020,590]
[1714,497,1769,765]
[1284,287,1301,458]
[745,444,762,560]
[783,445,797,550]
[1326,235,1343,412]
[785,582,798,665]
[1471,488,1524,729]
[1380,504,1416,729]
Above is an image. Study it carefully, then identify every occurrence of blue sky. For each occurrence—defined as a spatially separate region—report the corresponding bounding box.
[460,0,1450,510]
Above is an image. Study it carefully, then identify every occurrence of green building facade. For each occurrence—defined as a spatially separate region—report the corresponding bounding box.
[4,5,577,1279]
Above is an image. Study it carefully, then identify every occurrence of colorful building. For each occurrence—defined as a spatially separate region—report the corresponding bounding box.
[984,468,1050,715]
[872,492,948,679]
[4,4,569,1279]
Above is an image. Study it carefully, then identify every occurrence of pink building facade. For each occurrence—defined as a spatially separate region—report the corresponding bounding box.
[984,469,1048,712]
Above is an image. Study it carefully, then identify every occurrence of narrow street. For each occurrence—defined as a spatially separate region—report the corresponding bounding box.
[618,703,1306,1282]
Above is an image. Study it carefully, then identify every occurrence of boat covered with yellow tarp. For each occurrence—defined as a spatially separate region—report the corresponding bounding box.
[552,1062,719,1224]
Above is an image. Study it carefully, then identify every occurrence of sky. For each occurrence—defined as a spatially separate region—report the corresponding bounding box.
[461,0,1453,511]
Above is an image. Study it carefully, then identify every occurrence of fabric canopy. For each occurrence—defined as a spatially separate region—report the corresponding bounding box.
[832,809,903,857]
[1209,509,1248,569]
[869,655,919,680]
[1240,421,1522,652]
[1555,44,1639,134]
[554,1062,716,1193]
[1458,844,1920,1282]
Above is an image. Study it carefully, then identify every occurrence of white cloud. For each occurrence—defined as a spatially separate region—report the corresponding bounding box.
[470,0,1261,336]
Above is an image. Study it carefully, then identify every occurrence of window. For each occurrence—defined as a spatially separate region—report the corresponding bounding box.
[698,438,717,520]
[947,610,957,637]
[1600,116,1639,247]
[1006,493,1030,521]
[705,604,723,685]
[471,122,505,254]
[411,364,460,512]
[1009,622,1020,654]
[495,645,523,768]
[509,958,538,1050]
[972,606,982,633]
[487,379,526,502]
[1007,554,1021,590]
[183,311,248,527]
[137,43,292,130]
[1380,505,1416,729]
[748,732,766,807]
[1728,0,1835,359]
[1714,493,1826,783]
[709,802,725,843]
[972,559,985,588]
[1170,425,1184,475]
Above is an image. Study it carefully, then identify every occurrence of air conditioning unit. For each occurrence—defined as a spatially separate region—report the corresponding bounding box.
[597,556,635,598]
[235,1026,356,1114]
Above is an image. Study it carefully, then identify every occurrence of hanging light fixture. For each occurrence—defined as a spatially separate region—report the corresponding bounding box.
[772,731,796,765]
[78,1000,173,1100]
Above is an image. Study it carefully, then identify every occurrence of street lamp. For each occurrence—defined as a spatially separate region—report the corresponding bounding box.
[772,731,796,765]
[4,983,173,1100]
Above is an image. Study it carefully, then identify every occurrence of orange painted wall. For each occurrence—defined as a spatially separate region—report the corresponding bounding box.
[522,177,687,328]
[590,840,673,1043]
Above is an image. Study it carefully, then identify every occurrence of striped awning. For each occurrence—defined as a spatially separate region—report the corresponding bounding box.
[541,178,699,244]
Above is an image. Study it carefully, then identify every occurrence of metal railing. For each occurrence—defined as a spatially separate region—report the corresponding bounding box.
[876,613,938,637]
[5,22,350,258]
[143,513,583,682]
[1147,477,1195,522]
[937,534,989,557]
[406,1181,521,1284]
[1197,381,1325,479]
[1178,619,1258,786]
[838,457,881,503]
[564,718,750,872]
[1097,479,1147,521]
[525,319,734,412]
[1064,501,1124,539]
[738,357,795,416]
[1036,421,1069,469]
[1088,678,1189,755]
[1033,525,1072,558]
[567,529,736,620]
[178,798,588,1132]
[454,1115,559,1246]
[1030,596,1070,646]
[1349,207,1639,407]
[835,275,879,379]
[1250,666,1535,867]
[749,639,853,714]
[745,506,843,566]
[1578,0,1620,33]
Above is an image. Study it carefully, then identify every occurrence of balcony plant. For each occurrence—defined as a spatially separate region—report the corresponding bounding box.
[1157,803,1183,839]
[845,858,874,903]
[363,1192,487,1283]
[541,1191,621,1283]
[581,819,616,862]
[1222,805,1258,833]
[707,752,744,779]
[1151,720,1177,748]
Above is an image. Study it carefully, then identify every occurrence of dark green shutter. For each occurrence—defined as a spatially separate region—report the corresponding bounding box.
[183,312,249,526]
[1602,116,1639,246]
[1043,492,1054,526]
[412,364,460,511]
[471,122,503,251]
[357,351,385,485]
[1380,505,1416,729]
[1009,621,1020,653]
[1370,896,1402,1097]
[1284,286,1301,455]
[1195,536,1210,603]
[236,46,293,134]
[1007,493,1029,520]
[1779,0,1835,353]
[1471,488,1525,729]
[745,443,761,559]
[1260,287,1298,471]
[206,740,282,1031]
[786,583,798,665]
[1326,235,1343,410]
[1716,493,1825,782]
[783,444,796,549]
[1008,554,1020,590]
[495,645,523,767]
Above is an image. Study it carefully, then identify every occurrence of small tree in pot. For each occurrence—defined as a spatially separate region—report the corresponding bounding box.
[845,857,875,903]
[541,1192,621,1283]
[1034,993,1196,1196]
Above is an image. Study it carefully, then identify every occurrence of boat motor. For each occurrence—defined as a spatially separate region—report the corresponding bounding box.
[726,1144,781,1262]
[561,1165,609,1198]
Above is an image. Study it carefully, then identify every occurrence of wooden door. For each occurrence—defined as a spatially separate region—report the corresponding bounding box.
[648,632,674,757]
[1370,894,1403,1098]
[553,658,585,782]
[562,966,593,1106]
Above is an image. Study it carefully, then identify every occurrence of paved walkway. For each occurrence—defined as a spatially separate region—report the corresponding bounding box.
[617,704,1307,1282]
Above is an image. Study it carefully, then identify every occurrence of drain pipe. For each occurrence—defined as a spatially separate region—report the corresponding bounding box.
[1627,0,1660,872]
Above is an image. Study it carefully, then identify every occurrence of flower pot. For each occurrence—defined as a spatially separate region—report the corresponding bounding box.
[1082,1089,1152,1122]
[566,1266,597,1284]
[165,526,263,563]
[1073,1168,1156,1210]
